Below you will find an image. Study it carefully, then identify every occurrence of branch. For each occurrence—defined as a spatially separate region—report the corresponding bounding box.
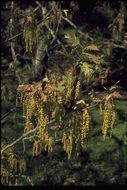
[10,42,20,65]
[22,135,36,154]
[3,32,23,43]
[45,20,66,52]
[62,15,93,40]
[13,174,34,186]
[1,106,21,121]
[112,43,127,50]
[35,1,43,8]
[2,8,82,45]
[26,176,34,186]
[62,16,77,29]
[34,16,66,80]
[2,8,53,44]
[1,128,37,154]
[1,119,56,154]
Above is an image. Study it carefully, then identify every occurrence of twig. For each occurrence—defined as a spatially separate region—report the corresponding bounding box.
[2,8,53,44]
[51,15,62,44]
[22,135,36,154]
[3,32,23,43]
[62,16,77,29]
[22,139,26,154]
[27,176,34,186]
[1,119,56,154]
[56,39,67,52]
[33,6,40,13]
[35,1,43,8]
[2,9,83,45]
[62,15,92,39]
[1,128,37,154]
[13,174,34,186]
[37,8,53,27]
[112,43,126,49]
[10,42,20,64]
[45,21,67,52]
[1,107,18,121]
[21,175,34,186]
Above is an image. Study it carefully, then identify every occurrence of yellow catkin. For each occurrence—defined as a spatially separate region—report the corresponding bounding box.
[48,137,54,152]
[80,109,90,148]
[34,96,46,121]
[75,80,80,99]
[11,159,18,172]
[57,95,63,104]
[18,86,56,156]
[8,153,17,172]
[62,130,73,159]
[23,23,36,52]
[24,120,34,133]
[35,99,49,140]
[26,95,35,119]
[67,129,73,159]
[14,159,18,172]
[22,93,35,132]
[65,72,73,101]
[32,140,42,156]
[38,127,45,140]
[62,132,67,151]
[1,166,9,185]
[102,100,116,139]
[99,103,103,115]
[44,133,54,153]
[19,159,26,173]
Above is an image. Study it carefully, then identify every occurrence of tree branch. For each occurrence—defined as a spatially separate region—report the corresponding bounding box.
[10,42,20,65]
[62,16,77,29]
[3,32,23,43]
[1,128,37,154]
[2,7,53,44]
[1,107,16,121]
[13,174,34,186]
[1,119,56,154]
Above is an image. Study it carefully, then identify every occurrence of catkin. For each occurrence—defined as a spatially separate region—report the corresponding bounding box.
[23,23,36,52]
[65,72,73,101]
[62,130,73,159]
[1,166,9,185]
[75,80,80,99]
[80,109,90,147]
[102,100,116,139]
[32,140,42,156]
[99,103,103,115]
[19,159,26,173]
